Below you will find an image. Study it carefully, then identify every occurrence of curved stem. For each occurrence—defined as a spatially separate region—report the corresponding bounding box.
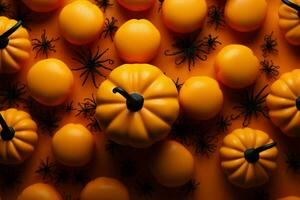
[0,114,9,131]
[244,142,277,163]
[254,142,277,154]
[112,87,144,112]
[113,87,135,102]
[0,113,15,141]
[282,0,300,15]
[0,20,22,49]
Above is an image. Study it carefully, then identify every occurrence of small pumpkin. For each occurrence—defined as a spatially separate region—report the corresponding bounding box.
[58,0,104,45]
[215,44,260,89]
[279,0,300,45]
[179,76,223,120]
[0,108,38,165]
[266,69,300,137]
[17,183,62,200]
[27,58,74,106]
[22,0,63,12]
[80,177,129,200]
[278,196,300,200]
[162,0,207,33]
[114,19,161,63]
[117,0,155,11]
[52,123,94,167]
[95,64,179,148]
[149,140,194,187]
[220,128,278,188]
[225,0,267,32]
[0,17,31,74]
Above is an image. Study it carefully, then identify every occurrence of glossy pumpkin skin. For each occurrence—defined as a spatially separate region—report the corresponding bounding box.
[117,0,155,11]
[114,19,161,63]
[95,64,179,148]
[58,0,104,45]
[22,0,63,12]
[179,76,223,120]
[225,0,267,32]
[0,108,38,165]
[266,69,300,137]
[52,123,94,167]
[215,44,260,89]
[278,196,300,200]
[279,0,300,45]
[17,183,62,200]
[162,0,207,33]
[220,128,278,188]
[0,17,31,74]
[150,140,194,187]
[27,58,74,106]
[80,177,130,200]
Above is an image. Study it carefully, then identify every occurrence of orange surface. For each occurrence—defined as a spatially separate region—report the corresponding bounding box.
[1,0,300,199]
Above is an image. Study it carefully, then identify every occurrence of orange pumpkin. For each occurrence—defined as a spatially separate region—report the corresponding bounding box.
[0,17,31,74]
[220,128,278,188]
[95,64,179,148]
[17,183,62,200]
[279,0,300,45]
[117,0,155,11]
[266,69,300,137]
[278,196,300,200]
[22,0,63,12]
[0,108,38,165]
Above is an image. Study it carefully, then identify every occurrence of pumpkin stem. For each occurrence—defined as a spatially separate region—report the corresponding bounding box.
[296,96,300,110]
[0,20,23,49]
[0,114,15,141]
[244,142,277,163]
[282,0,300,17]
[113,87,144,112]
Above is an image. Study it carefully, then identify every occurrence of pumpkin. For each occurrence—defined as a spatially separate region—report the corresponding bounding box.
[80,177,130,200]
[0,17,31,74]
[179,76,223,120]
[149,140,195,187]
[225,0,267,32]
[17,183,62,200]
[95,63,179,148]
[58,0,104,45]
[215,44,260,89]
[22,0,63,12]
[278,196,300,200]
[52,123,94,167]
[117,0,155,11]
[266,69,300,137]
[279,0,300,45]
[162,0,207,33]
[220,128,278,188]
[0,108,38,165]
[114,19,161,63]
[27,58,74,106]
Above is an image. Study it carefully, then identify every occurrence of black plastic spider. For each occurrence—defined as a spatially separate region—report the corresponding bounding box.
[0,0,10,16]
[120,159,136,178]
[135,179,155,197]
[158,0,164,12]
[35,157,56,181]
[105,140,122,156]
[0,165,22,191]
[194,133,218,156]
[95,0,113,12]
[87,117,102,133]
[216,115,232,133]
[63,101,76,113]
[164,34,208,71]
[76,94,97,119]
[231,84,269,127]
[260,59,280,80]
[72,168,90,185]
[53,166,71,185]
[72,47,113,88]
[181,179,200,196]
[285,152,300,172]
[172,77,183,91]
[32,29,59,58]
[171,117,194,146]
[0,82,27,109]
[261,32,278,57]
[202,34,222,53]
[207,5,226,30]
[100,17,118,41]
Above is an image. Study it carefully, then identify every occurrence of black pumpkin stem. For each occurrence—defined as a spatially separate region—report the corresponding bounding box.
[244,142,277,163]
[113,87,144,112]
[0,20,22,49]
[0,113,15,141]
[282,0,300,17]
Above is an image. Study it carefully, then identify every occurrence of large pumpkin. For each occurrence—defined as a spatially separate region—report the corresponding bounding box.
[95,64,179,148]
[0,17,31,74]
[0,108,38,164]
[266,69,300,137]
[279,0,300,45]
[220,128,278,188]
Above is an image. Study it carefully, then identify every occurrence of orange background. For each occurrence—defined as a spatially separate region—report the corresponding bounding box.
[1,0,300,199]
